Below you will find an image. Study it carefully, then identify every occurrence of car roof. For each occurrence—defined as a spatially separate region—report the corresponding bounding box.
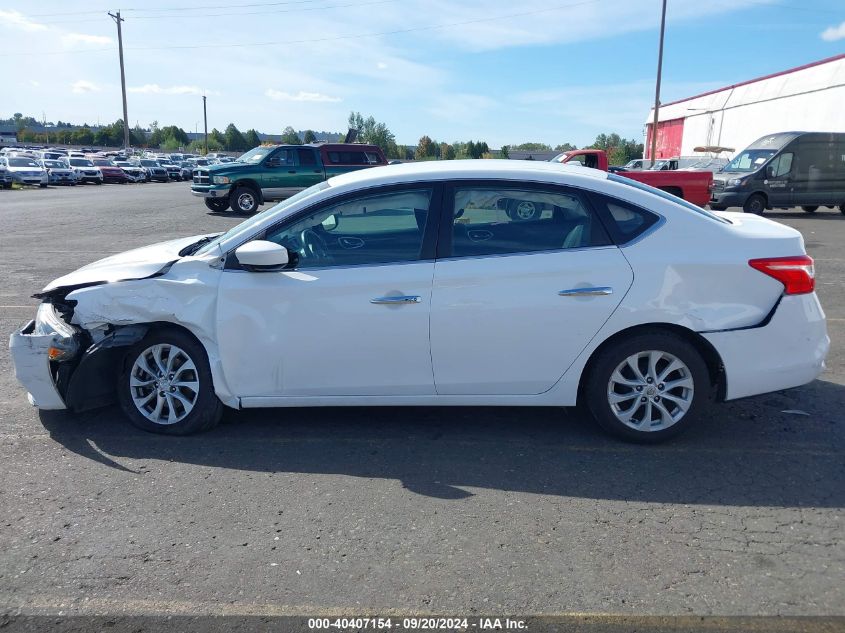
[327,159,609,190]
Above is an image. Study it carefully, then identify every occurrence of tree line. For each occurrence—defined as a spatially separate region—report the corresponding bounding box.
[6,110,645,164]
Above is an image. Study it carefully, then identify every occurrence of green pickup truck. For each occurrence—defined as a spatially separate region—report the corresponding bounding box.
[191,143,388,213]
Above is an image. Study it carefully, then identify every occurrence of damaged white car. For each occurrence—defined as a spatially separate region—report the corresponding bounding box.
[9,161,829,441]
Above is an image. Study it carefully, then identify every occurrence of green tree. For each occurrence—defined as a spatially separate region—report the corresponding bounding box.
[440,142,455,160]
[280,126,302,144]
[415,135,434,160]
[72,127,93,145]
[514,142,551,151]
[131,125,148,147]
[210,128,226,148]
[588,132,643,163]
[94,128,112,146]
[244,129,261,148]
[303,129,316,143]
[161,136,182,152]
[347,111,398,157]
[224,123,248,151]
[500,145,510,159]
[554,142,576,152]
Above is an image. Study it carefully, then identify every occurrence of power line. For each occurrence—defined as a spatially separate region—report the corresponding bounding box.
[0,0,603,57]
[23,0,336,17]
[32,0,399,25]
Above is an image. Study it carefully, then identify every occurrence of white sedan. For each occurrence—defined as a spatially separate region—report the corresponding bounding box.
[9,161,829,442]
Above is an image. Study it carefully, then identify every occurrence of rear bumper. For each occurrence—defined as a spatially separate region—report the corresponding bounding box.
[8,321,68,410]
[703,293,829,400]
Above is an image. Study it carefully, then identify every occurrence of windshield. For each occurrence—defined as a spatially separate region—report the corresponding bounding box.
[9,158,40,167]
[236,147,273,164]
[43,160,66,168]
[69,158,94,167]
[196,181,331,255]
[607,174,730,224]
[140,160,159,167]
[724,149,776,173]
[92,159,113,166]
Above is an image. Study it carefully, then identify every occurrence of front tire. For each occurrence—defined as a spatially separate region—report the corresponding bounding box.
[118,328,223,435]
[801,205,818,213]
[743,193,766,215]
[231,185,260,214]
[204,197,230,212]
[584,331,710,443]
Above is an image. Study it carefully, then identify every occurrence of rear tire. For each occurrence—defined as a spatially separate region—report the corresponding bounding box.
[118,328,223,435]
[801,205,818,213]
[231,185,260,214]
[204,197,230,212]
[583,331,710,443]
[708,204,727,211]
[743,193,766,215]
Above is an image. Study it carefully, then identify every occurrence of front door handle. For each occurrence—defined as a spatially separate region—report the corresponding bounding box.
[370,295,421,304]
[558,287,613,297]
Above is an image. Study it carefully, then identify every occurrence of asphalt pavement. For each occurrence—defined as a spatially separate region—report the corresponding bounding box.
[0,182,843,627]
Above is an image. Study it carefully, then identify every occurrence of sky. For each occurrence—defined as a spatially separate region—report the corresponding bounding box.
[1,0,844,148]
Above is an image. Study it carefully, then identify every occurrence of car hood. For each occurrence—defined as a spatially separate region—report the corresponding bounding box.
[7,165,43,172]
[39,234,214,294]
[205,162,254,174]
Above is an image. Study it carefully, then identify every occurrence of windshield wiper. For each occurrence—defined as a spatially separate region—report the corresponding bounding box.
[179,235,217,256]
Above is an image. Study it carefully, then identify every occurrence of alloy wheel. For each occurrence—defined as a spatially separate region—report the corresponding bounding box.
[606,350,694,432]
[129,344,200,425]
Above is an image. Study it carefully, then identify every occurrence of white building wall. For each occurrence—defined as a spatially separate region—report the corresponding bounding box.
[645,55,845,157]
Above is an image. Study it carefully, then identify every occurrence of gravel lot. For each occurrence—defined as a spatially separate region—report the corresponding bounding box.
[0,183,843,623]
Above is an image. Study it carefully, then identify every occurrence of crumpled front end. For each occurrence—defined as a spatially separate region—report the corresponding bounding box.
[9,302,83,410]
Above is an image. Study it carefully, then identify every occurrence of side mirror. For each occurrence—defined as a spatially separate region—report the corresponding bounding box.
[265,158,281,168]
[766,165,775,178]
[235,240,289,272]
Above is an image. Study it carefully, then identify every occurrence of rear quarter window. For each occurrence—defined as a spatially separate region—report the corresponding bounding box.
[590,193,660,245]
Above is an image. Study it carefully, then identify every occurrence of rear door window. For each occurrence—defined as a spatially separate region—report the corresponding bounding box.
[444,186,611,258]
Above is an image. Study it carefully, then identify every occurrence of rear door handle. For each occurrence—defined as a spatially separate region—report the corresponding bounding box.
[370,295,421,304]
[558,287,613,297]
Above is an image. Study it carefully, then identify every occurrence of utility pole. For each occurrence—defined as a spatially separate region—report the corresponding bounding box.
[202,95,208,155]
[108,10,130,150]
[649,0,667,166]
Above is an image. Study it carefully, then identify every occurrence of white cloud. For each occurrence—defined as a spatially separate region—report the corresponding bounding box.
[29,80,40,87]
[265,89,342,102]
[377,62,388,70]
[128,84,217,96]
[62,33,113,47]
[820,21,845,42]
[0,10,47,32]
[71,80,101,94]
[409,0,778,52]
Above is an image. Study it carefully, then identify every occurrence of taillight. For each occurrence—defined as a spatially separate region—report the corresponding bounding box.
[748,255,815,295]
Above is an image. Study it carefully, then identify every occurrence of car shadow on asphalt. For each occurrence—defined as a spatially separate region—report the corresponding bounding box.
[38,379,845,506]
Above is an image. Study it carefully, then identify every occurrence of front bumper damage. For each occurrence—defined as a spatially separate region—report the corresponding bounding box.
[9,319,74,410]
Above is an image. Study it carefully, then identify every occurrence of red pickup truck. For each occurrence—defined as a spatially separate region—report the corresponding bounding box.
[549,149,713,207]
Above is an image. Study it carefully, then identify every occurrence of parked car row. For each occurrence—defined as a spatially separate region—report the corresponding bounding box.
[0,146,227,188]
